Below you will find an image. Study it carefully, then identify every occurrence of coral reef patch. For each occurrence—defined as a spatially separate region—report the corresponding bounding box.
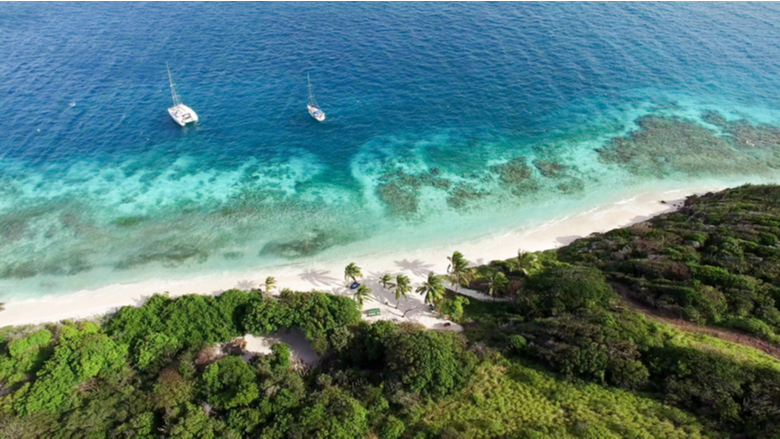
[598,113,780,177]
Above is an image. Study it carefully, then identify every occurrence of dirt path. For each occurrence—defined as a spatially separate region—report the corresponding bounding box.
[610,282,780,360]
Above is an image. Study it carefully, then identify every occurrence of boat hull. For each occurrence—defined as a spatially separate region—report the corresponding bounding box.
[307,104,325,122]
[168,104,199,126]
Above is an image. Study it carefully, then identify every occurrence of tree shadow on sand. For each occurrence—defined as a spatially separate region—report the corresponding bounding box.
[364,272,397,308]
[555,235,582,246]
[333,275,385,309]
[299,269,341,287]
[235,280,256,291]
[367,270,433,319]
[399,304,427,320]
[395,259,434,278]
[132,295,153,307]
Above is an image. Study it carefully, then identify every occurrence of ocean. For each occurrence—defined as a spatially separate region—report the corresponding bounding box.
[2,2,780,300]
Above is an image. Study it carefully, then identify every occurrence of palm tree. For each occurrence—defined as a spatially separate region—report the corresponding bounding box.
[416,272,445,306]
[515,249,542,276]
[447,251,472,291]
[487,271,509,298]
[353,284,372,309]
[344,263,363,285]
[262,276,277,297]
[393,274,411,308]
[379,273,395,290]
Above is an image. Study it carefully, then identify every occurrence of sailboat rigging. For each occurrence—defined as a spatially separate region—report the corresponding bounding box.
[307,73,325,122]
[166,63,199,127]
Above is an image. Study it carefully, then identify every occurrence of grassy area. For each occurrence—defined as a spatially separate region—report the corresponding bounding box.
[657,323,780,372]
[416,363,713,438]
[458,290,780,373]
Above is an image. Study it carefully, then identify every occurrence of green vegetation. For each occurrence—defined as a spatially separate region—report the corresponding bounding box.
[485,270,509,297]
[419,363,708,438]
[392,274,411,308]
[417,271,446,305]
[447,251,473,291]
[558,185,780,343]
[261,276,276,297]
[4,185,780,437]
[200,356,259,409]
[452,184,780,437]
[353,284,373,309]
[344,262,363,285]
[379,273,395,290]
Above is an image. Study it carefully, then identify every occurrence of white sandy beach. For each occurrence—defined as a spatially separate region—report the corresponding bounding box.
[0,185,725,328]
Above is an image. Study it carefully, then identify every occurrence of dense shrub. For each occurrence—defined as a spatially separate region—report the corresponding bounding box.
[516,311,657,390]
[275,291,362,353]
[200,356,259,410]
[340,320,399,369]
[384,327,477,397]
[162,402,236,438]
[438,295,470,322]
[154,367,195,409]
[380,415,405,439]
[0,329,53,386]
[289,386,369,438]
[508,334,527,352]
[521,265,614,316]
[242,291,361,354]
[17,322,128,415]
[646,346,752,425]
[134,332,179,370]
[242,298,282,335]
[106,292,253,364]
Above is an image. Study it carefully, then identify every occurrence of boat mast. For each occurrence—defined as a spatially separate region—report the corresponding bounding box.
[307,72,314,106]
[167,63,180,107]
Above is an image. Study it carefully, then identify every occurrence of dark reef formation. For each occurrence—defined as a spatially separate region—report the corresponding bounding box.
[261,230,337,259]
[598,113,780,177]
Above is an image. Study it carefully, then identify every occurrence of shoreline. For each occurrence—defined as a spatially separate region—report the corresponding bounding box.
[0,183,725,328]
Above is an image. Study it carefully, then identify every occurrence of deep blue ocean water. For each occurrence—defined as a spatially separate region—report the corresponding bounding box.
[3,3,780,299]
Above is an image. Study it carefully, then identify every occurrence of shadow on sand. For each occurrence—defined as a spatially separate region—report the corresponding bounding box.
[244,328,320,365]
[299,269,342,287]
[235,279,256,291]
[394,259,434,277]
[555,235,582,246]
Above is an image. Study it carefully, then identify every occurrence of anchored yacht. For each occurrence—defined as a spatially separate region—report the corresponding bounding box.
[307,73,325,122]
[167,63,198,126]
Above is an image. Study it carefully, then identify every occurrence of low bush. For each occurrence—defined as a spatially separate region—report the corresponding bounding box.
[520,264,614,316]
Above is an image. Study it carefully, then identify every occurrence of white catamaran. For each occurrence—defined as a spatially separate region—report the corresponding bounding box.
[166,63,198,127]
[307,73,325,122]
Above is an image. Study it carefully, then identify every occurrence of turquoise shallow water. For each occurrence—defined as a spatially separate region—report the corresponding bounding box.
[3,3,780,299]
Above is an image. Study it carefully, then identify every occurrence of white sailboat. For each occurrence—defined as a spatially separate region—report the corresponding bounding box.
[166,63,198,127]
[307,73,325,122]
